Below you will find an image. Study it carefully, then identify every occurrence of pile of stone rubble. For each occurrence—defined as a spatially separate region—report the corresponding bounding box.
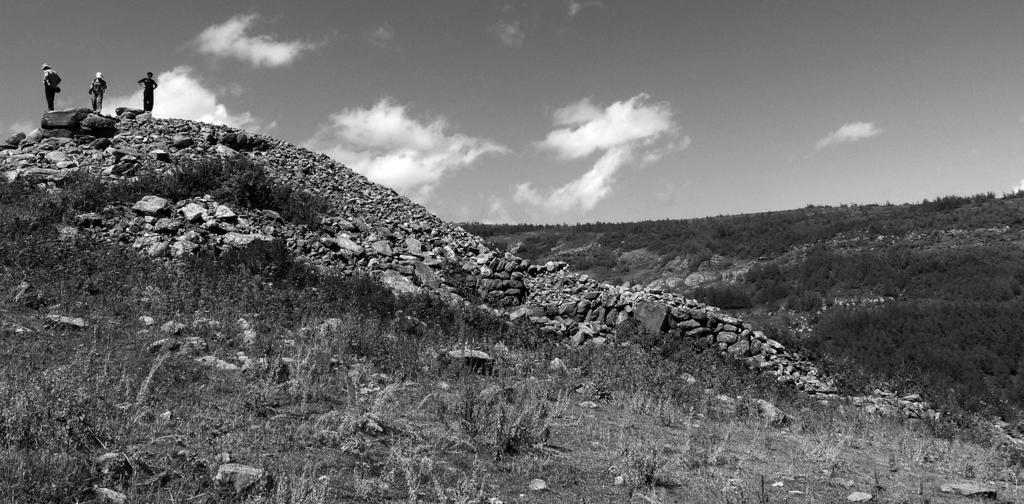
[0,110,937,420]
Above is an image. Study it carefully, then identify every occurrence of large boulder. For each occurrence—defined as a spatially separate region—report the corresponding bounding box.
[379,270,421,295]
[41,128,75,139]
[328,236,364,256]
[41,108,91,130]
[412,261,442,289]
[23,128,44,145]
[1,132,25,150]
[633,300,669,333]
[133,195,171,216]
[115,107,144,119]
[81,114,118,137]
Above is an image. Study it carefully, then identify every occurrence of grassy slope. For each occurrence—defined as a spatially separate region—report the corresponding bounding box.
[466,194,1024,416]
[2,178,1023,503]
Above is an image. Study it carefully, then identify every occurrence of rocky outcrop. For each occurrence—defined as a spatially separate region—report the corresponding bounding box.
[0,112,936,419]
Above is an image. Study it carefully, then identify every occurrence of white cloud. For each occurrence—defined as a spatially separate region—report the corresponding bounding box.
[369,22,399,50]
[305,99,508,201]
[815,121,883,150]
[483,196,515,224]
[1013,179,1024,193]
[9,120,34,134]
[516,94,681,212]
[568,0,603,17]
[495,21,524,47]
[105,66,260,129]
[195,13,319,67]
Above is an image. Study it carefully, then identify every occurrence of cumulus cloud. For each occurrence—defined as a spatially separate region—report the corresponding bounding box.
[9,120,34,134]
[495,21,524,47]
[568,0,603,17]
[1012,179,1024,194]
[305,99,508,201]
[815,121,883,150]
[516,94,681,212]
[105,66,260,129]
[369,22,399,50]
[195,13,319,67]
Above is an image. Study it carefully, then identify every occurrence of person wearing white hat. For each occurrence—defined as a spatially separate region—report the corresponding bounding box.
[89,72,107,113]
[41,64,62,111]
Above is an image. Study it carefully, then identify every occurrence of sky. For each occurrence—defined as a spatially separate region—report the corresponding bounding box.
[3,0,1024,224]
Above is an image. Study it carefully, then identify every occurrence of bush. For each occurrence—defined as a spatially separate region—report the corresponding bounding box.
[693,284,753,309]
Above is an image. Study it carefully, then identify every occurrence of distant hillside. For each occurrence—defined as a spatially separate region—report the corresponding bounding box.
[466,193,1024,413]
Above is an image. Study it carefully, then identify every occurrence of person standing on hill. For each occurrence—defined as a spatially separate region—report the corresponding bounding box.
[89,72,107,113]
[41,64,61,111]
[137,72,158,112]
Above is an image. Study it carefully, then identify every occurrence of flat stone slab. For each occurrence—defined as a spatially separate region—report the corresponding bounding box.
[940,483,997,499]
[132,195,170,216]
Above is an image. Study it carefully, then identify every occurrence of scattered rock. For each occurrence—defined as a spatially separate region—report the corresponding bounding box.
[93,486,126,504]
[179,203,207,223]
[847,491,873,502]
[754,399,788,425]
[44,314,87,330]
[223,232,267,248]
[548,357,568,373]
[94,452,129,476]
[1,132,25,149]
[379,270,421,295]
[528,478,549,492]
[237,318,257,346]
[150,149,171,162]
[939,483,997,499]
[215,463,266,494]
[160,320,186,335]
[132,196,171,216]
[195,355,240,371]
[215,144,238,157]
[444,348,494,375]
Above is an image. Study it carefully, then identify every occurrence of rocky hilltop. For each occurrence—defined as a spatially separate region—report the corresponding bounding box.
[1,108,931,419]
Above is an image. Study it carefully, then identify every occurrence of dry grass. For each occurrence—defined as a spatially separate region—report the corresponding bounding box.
[3,176,1024,503]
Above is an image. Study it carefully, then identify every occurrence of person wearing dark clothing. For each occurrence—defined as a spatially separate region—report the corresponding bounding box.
[89,72,107,113]
[42,64,61,111]
[137,72,158,112]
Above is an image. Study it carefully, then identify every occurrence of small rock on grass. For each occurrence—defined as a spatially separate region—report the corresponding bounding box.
[44,314,87,330]
[195,355,239,371]
[215,463,266,493]
[93,486,126,504]
[528,478,549,492]
[847,491,873,502]
[939,483,997,499]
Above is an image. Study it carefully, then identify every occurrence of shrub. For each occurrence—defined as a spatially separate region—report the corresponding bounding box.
[693,284,753,309]
[432,379,554,459]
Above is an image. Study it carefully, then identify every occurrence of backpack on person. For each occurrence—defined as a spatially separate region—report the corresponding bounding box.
[44,70,61,91]
[90,78,106,96]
